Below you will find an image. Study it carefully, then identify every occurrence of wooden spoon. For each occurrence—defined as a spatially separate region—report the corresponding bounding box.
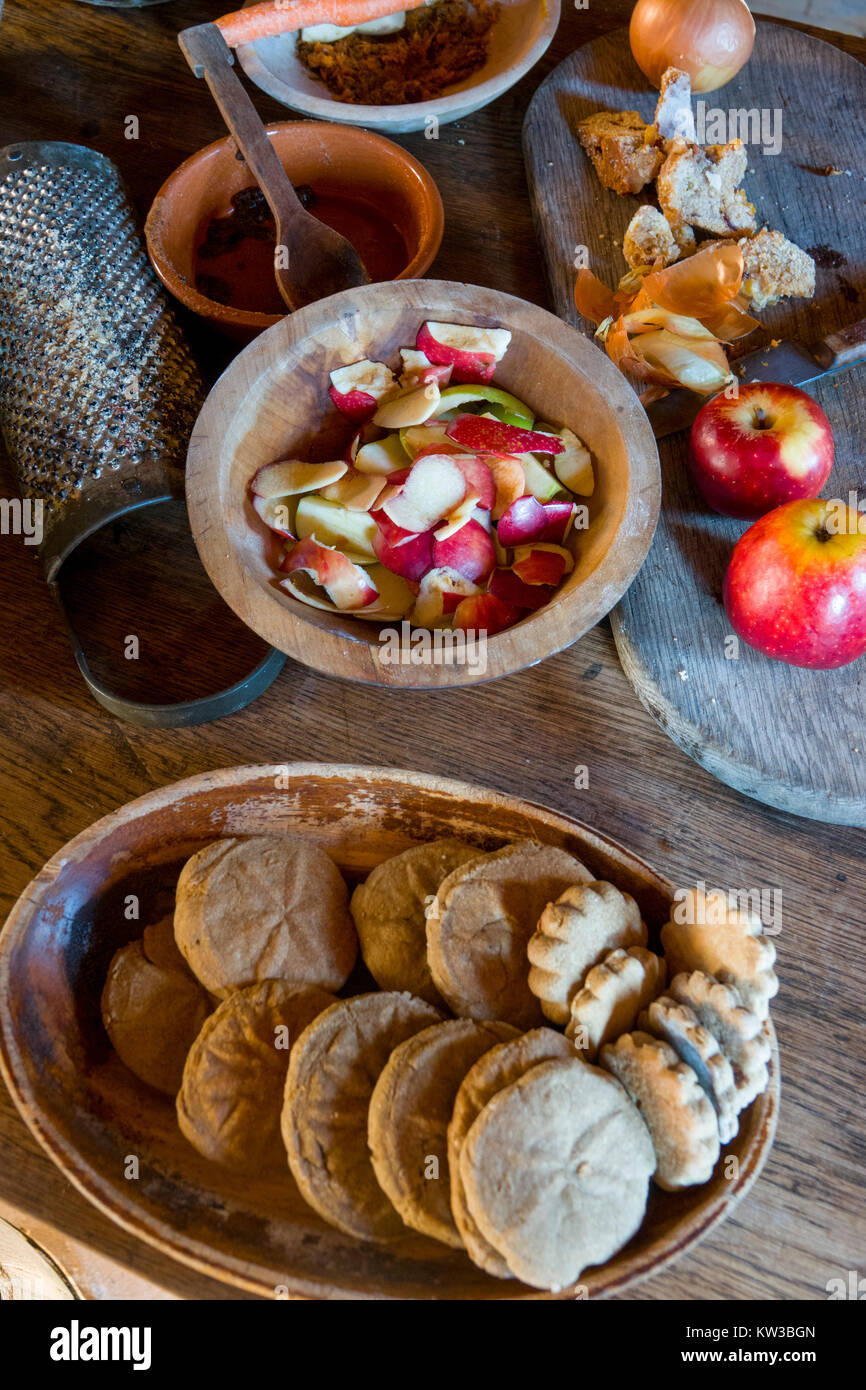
[178,23,369,311]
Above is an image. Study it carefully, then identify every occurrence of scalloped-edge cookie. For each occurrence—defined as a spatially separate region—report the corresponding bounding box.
[599,1031,720,1190]
[528,881,647,1025]
[640,996,739,1143]
[448,1027,576,1278]
[460,1057,656,1291]
[660,888,778,1020]
[669,971,771,1111]
[566,946,666,1059]
[427,842,592,1027]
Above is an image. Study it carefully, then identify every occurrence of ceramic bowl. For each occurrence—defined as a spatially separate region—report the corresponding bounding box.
[236,0,561,135]
[145,121,444,339]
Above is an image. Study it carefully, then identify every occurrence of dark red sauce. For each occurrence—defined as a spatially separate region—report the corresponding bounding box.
[194,185,407,314]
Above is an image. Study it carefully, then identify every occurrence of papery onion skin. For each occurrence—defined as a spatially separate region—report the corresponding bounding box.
[629,0,755,94]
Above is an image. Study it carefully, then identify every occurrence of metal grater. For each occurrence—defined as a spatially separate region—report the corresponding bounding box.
[0,142,206,581]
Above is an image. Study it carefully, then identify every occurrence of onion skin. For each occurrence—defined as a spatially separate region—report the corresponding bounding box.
[629,0,755,94]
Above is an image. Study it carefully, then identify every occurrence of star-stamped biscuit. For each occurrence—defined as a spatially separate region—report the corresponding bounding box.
[669,971,771,1111]
[528,881,647,1025]
[600,1031,720,1190]
[660,888,778,1020]
[566,946,666,1059]
[640,996,740,1143]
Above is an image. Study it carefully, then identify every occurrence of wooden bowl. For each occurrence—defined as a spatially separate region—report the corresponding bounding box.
[186,280,660,687]
[145,122,444,340]
[0,764,778,1300]
[236,0,561,136]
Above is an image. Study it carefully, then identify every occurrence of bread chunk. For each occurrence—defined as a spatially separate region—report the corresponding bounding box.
[577,110,663,195]
[657,139,756,236]
[738,228,816,308]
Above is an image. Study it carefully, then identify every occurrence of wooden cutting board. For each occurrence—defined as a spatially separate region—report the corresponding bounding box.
[523,21,866,827]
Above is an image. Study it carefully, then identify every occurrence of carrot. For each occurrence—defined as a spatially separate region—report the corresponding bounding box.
[216,0,428,48]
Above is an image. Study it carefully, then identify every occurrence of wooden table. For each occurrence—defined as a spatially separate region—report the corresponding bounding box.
[0,0,863,1301]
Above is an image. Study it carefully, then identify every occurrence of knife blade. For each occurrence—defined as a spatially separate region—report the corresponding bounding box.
[646,316,866,439]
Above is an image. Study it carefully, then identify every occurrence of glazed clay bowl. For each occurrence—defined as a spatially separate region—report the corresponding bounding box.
[236,0,561,135]
[0,764,778,1299]
[185,279,660,689]
[145,121,444,339]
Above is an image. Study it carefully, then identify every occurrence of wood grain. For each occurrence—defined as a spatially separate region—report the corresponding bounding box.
[523,23,866,825]
[0,0,863,1301]
[186,278,659,687]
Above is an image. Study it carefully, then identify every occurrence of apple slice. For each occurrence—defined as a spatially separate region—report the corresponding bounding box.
[417,322,511,385]
[447,454,495,511]
[451,592,519,635]
[295,493,378,561]
[511,543,575,586]
[520,454,570,503]
[553,428,595,497]
[489,567,557,610]
[251,493,296,538]
[411,567,481,628]
[434,492,482,542]
[381,453,467,534]
[399,348,453,389]
[329,360,396,422]
[432,518,496,584]
[372,524,435,582]
[432,383,534,423]
[497,497,576,546]
[345,421,384,467]
[372,381,441,429]
[354,564,415,620]
[446,415,565,456]
[251,458,347,500]
[354,433,409,475]
[280,537,378,610]
[399,421,455,458]
[318,469,387,511]
[472,452,525,521]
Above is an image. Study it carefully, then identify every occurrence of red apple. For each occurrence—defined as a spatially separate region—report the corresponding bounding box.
[432,518,496,584]
[497,496,576,546]
[689,383,834,519]
[723,498,866,669]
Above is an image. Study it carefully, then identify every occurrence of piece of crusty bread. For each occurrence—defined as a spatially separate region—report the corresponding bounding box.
[657,139,757,236]
[577,110,663,195]
[739,227,816,308]
[623,205,694,269]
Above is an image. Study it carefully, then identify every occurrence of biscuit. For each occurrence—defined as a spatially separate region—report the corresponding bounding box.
[566,946,666,1059]
[101,940,211,1096]
[448,1027,576,1278]
[600,1031,720,1189]
[174,836,357,998]
[141,915,188,976]
[660,888,778,1019]
[528,881,647,1025]
[177,980,336,1172]
[282,992,442,1242]
[350,839,479,1006]
[669,971,771,1111]
[368,1018,518,1247]
[460,1057,655,1290]
[427,842,592,1027]
[640,996,739,1143]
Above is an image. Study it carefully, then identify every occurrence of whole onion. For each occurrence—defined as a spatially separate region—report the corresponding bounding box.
[629,0,756,93]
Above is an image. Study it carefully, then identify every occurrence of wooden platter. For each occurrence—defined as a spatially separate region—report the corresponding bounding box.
[523,22,866,826]
[0,765,778,1301]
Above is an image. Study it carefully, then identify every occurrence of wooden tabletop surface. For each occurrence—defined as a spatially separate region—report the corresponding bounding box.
[0,0,863,1302]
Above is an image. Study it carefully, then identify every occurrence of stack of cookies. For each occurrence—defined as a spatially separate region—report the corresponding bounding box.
[99,833,778,1293]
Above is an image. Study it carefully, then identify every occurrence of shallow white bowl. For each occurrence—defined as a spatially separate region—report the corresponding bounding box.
[236,0,561,135]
